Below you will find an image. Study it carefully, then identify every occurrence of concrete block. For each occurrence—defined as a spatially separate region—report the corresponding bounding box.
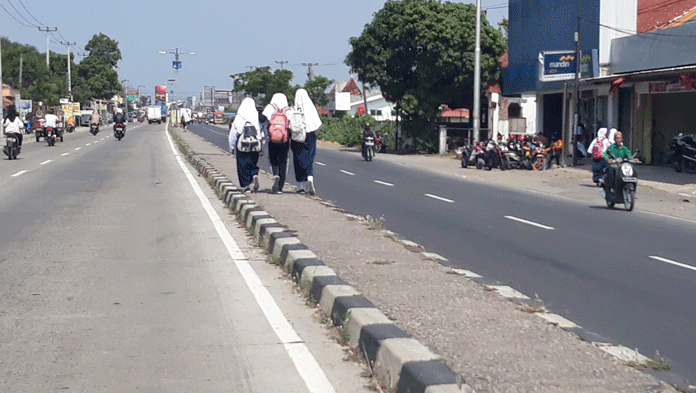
[253,218,278,237]
[262,227,286,246]
[228,193,246,209]
[319,285,360,317]
[244,209,268,229]
[240,203,259,219]
[299,265,337,288]
[235,199,254,212]
[280,243,308,262]
[310,276,348,305]
[425,384,474,393]
[287,252,320,279]
[331,296,374,326]
[375,338,440,390]
[360,324,411,362]
[271,236,302,260]
[267,231,296,255]
[346,308,393,347]
[396,360,458,393]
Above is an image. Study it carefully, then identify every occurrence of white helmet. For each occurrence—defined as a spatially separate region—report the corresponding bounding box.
[116,108,123,114]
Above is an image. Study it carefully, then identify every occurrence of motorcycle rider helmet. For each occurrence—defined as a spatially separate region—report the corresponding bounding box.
[116,108,123,114]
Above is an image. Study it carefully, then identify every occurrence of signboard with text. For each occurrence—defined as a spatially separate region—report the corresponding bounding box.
[539,51,577,82]
[155,85,167,105]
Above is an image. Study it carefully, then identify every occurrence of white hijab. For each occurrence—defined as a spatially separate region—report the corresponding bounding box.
[229,98,259,151]
[597,128,607,140]
[294,89,322,133]
[608,128,617,144]
[262,93,290,120]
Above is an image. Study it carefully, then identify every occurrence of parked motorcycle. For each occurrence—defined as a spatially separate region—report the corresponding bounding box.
[670,133,696,173]
[601,151,640,211]
[3,133,21,159]
[114,122,126,141]
[461,142,486,169]
[363,136,375,161]
[374,133,386,153]
[45,126,57,146]
[90,123,99,136]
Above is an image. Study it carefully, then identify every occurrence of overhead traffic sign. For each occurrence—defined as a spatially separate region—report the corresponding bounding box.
[127,95,137,101]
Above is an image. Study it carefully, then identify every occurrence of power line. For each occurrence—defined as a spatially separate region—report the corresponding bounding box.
[0,2,33,28]
[17,0,45,27]
[5,0,39,27]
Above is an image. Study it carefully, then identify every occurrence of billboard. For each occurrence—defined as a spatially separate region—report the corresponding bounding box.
[61,103,80,118]
[539,51,577,82]
[155,85,167,105]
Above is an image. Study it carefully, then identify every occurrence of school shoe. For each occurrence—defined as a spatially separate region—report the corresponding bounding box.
[271,175,281,194]
[307,178,315,196]
[252,175,260,192]
[243,187,252,194]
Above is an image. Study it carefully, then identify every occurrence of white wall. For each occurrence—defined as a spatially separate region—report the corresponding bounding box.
[521,94,537,134]
[600,0,637,66]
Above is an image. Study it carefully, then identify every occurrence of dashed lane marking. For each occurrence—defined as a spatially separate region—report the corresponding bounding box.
[505,215,555,230]
[315,162,326,166]
[86,143,91,146]
[425,193,454,203]
[340,170,355,176]
[649,255,696,272]
[61,153,70,156]
[40,160,52,165]
[374,180,394,187]
[75,147,82,151]
[94,140,99,143]
[11,170,28,177]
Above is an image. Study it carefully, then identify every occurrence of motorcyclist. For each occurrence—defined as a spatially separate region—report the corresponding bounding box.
[3,105,24,150]
[90,110,100,131]
[113,108,127,133]
[45,108,59,131]
[602,131,639,192]
[361,123,376,158]
[66,114,75,132]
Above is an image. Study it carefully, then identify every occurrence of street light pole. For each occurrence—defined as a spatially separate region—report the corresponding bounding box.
[60,41,76,101]
[473,0,482,144]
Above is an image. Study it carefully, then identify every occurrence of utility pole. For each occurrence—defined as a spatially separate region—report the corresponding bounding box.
[18,56,22,88]
[473,0,482,144]
[361,80,369,116]
[275,60,288,70]
[38,27,58,68]
[60,42,76,100]
[572,13,581,167]
[302,62,319,81]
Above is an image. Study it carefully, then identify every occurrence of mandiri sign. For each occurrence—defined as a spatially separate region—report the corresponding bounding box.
[539,51,577,82]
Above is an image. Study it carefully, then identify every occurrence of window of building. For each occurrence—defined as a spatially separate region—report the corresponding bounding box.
[370,109,382,116]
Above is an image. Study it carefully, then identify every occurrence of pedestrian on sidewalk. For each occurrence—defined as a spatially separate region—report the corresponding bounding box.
[262,93,293,193]
[228,97,264,193]
[291,89,322,195]
[588,127,610,185]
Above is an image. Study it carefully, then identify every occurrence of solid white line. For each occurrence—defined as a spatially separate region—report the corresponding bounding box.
[11,170,28,177]
[650,256,696,272]
[315,161,326,166]
[505,215,555,230]
[61,153,70,156]
[374,180,394,187]
[425,193,455,203]
[340,169,355,176]
[164,130,336,393]
[40,160,52,165]
[75,147,82,151]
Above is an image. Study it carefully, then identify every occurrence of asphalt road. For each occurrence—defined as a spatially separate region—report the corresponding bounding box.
[0,123,367,392]
[188,121,696,382]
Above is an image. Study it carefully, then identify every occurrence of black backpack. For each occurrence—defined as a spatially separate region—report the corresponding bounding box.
[237,121,262,152]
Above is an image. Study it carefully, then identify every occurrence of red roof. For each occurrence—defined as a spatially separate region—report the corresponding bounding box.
[438,105,470,118]
[638,0,696,33]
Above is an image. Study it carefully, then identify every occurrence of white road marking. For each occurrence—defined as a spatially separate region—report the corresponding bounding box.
[86,143,91,146]
[505,215,555,230]
[94,140,99,143]
[425,193,454,203]
[11,170,28,177]
[61,153,70,156]
[165,130,337,393]
[315,161,326,166]
[649,255,696,272]
[679,193,691,198]
[75,147,82,151]
[340,170,355,176]
[374,180,394,187]
[40,160,52,165]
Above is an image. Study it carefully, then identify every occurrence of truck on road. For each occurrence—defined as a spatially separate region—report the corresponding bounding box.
[146,106,162,124]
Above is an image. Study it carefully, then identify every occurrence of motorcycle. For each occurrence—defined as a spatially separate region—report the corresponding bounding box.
[3,133,21,159]
[363,136,375,161]
[65,123,75,133]
[670,133,696,173]
[90,123,100,135]
[45,126,57,146]
[461,142,486,169]
[374,133,386,153]
[114,123,126,141]
[531,145,546,171]
[601,151,640,211]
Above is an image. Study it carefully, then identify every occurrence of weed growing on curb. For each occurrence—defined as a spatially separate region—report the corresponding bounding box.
[626,350,671,371]
[359,215,385,230]
[334,311,351,346]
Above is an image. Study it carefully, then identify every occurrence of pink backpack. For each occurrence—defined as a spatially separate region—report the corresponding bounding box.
[268,104,290,144]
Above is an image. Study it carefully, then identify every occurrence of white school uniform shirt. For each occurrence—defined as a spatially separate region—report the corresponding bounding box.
[44,114,59,128]
[3,118,24,134]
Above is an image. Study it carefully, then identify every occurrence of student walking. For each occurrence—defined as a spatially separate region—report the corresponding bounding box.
[290,89,322,195]
[228,98,264,192]
[262,93,293,193]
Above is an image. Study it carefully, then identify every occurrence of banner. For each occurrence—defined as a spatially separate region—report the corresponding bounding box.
[61,103,81,118]
[155,85,167,105]
[539,51,577,82]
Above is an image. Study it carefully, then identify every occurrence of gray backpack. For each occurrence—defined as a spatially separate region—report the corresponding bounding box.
[237,121,262,152]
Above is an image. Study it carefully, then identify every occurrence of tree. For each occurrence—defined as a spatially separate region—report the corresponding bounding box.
[73,33,122,105]
[345,0,507,150]
[230,67,298,106]
[303,75,333,107]
[498,18,508,39]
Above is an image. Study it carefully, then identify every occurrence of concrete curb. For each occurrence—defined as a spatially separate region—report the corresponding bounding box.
[175,139,469,393]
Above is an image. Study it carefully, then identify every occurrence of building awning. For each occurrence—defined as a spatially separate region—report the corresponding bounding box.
[584,64,696,85]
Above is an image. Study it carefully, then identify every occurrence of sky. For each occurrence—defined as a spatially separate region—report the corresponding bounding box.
[1,0,507,102]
